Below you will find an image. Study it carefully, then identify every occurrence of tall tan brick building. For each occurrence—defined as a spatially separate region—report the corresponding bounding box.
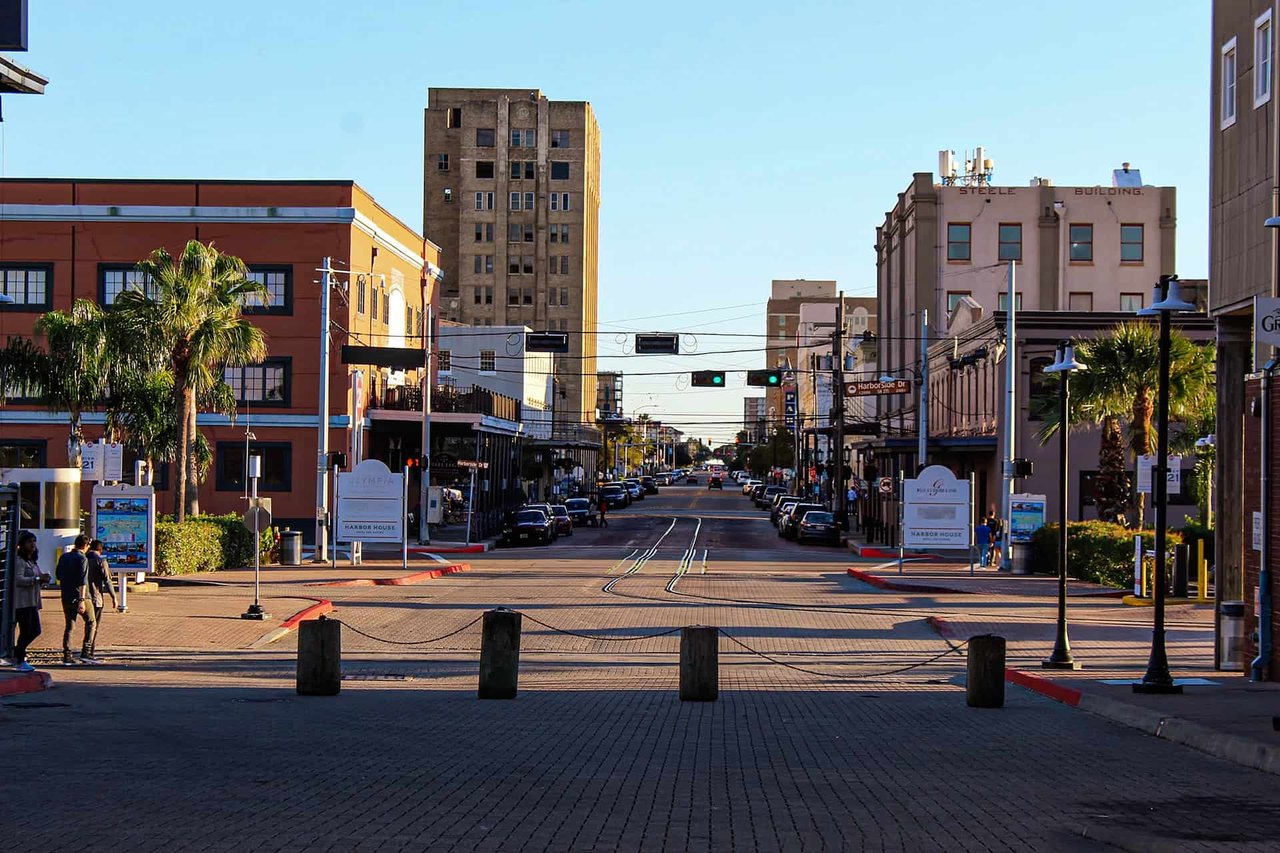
[423,87,601,426]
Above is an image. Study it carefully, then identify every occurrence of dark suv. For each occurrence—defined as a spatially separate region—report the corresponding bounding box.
[641,476,658,495]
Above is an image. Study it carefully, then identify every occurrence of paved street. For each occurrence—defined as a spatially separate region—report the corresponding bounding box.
[4,486,1279,851]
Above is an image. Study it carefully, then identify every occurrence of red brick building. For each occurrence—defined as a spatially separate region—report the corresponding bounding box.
[0,179,441,533]
[1242,374,1280,680]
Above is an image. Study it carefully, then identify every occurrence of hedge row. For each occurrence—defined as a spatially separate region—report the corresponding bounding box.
[1027,521,1182,589]
[155,514,276,576]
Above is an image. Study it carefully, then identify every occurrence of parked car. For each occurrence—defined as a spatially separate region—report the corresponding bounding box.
[686,474,698,484]
[796,510,840,545]
[755,485,786,509]
[623,479,644,500]
[771,497,802,526]
[779,502,826,539]
[549,504,574,536]
[564,497,598,526]
[655,473,671,486]
[708,473,723,490]
[641,476,659,495]
[526,503,554,520]
[600,484,629,509]
[742,478,761,495]
[502,509,557,546]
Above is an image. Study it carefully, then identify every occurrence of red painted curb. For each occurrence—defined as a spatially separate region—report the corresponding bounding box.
[0,671,53,697]
[1005,668,1084,707]
[279,599,334,631]
[407,544,485,554]
[925,614,958,639]
[854,547,943,561]
[309,563,471,588]
[846,567,966,595]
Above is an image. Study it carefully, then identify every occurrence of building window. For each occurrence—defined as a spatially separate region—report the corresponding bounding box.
[242,266,291,314]
[997,292,1023,312]
[559,257,570,275]
[508,289,519,306]
[99,265,157,306]
[437,154,449,171]
[484,286,493,305]
[1120,292,1144,312]
[551,130,570,148]
[474,286,483,305]
[510,192,522,211]
[371,287,379,320]
[1120,224,1144,262]
[475,222,494,243]
[1028,356,1055,421]
[1223,37,1238,128]
[216,442,291,492]
[382,291,390,325]
[476,128,495,147]
[550,193,571,211]
[946,223,971,261]
[0,264,52,310]
[511,128,535,147]
[509,160,534,180]
[507,223,534,243]
[997,224,1022,261]
[223,359,289,406]
[560,286,569,306]
[946,291,971,313]
[437,350,451,372]
[550,224,569,244]
[475,160,495,179]
[522,257,534,275]
[550,161,570,180]
[0,440,46,468]
[1258,11,1274,107]
[474,192,494,210]
[1069,224,1093,262]
[357,278,366,314]
[480,350,496,373]
[524,192,535,211]
[446,107,462,128]
[522,288,533,305]
[1068,292,1093,312]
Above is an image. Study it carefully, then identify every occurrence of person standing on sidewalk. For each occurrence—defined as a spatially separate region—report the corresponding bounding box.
[974,518,991,568]
[84,539,116,663]
[597,494,608,528]
[987,512,1004,568]
[11,531,51,672]
[55,534,97,666]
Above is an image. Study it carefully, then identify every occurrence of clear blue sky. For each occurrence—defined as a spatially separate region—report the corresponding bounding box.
[8,1,1209,446]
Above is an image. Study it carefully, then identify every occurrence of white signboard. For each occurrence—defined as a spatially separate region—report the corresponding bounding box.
[81,442,100,481]
[90,484,156,574]
[1137,455,1182,495]
[1254,511,1263,553]
[1256,296,1280,348]
[335,459,405,543]
[81,441,124,482]
[902,464,972,549]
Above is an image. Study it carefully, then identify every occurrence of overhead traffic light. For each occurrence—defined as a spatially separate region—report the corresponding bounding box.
[746,369,782,387]
[691,370,726,388]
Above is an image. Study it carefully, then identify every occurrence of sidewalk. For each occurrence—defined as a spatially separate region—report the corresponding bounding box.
[848,560,1125,597]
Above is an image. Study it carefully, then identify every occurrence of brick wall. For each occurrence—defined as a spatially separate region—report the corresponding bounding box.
[1241,376,1280,679]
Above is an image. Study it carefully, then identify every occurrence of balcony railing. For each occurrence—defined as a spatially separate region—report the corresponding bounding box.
[369,383,521,422]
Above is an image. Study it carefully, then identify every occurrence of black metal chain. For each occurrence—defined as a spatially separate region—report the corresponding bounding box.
[516,611,685,642]
[717,628,969,680]
[332,614,484,646]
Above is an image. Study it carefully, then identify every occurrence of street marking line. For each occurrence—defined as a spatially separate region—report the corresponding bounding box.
[701,549,708,574]
[608,549,640,574]
[667,517,702,593]
[603,518,677,593]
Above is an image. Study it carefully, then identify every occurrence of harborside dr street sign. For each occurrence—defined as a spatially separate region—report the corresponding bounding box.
[845,379,910,397]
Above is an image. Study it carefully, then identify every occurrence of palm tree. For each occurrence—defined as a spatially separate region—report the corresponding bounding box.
[113,241,266,521]
[1038,322,1214,528]
[0,336,47,404]
[32,299,113,465]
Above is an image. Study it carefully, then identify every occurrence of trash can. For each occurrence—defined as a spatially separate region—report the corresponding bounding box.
[280,529,303,567]
[1219,601,1246,671]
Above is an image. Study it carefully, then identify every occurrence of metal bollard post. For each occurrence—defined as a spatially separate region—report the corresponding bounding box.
[1173,543,1190,599]
[680,625,718,701]
[296,616,341,696]
[478,608,522,700]
[966,634,1005,709]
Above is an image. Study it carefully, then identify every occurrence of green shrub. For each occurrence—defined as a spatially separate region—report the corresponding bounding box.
[154,514,276,575]
[1028,521,1181,589]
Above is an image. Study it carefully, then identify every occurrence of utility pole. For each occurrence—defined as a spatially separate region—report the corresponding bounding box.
[419,305,433,544]
[918,308,929,471]
[1001,260,1017,572]
[314,256,332,563]
[833,292,846,528]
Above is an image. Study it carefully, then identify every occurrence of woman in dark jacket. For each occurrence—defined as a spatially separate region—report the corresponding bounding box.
[12,531,51,672]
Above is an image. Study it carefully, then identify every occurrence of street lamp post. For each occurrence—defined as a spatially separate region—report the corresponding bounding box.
[1043,341,1085,670]
[1134,275,1194,694]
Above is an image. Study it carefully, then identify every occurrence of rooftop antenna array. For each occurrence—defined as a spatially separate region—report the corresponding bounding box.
[938,148,995,186]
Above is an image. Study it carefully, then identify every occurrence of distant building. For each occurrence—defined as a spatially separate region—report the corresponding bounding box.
[742,396,766,442]
[423,87,601,427]
[596,371,624,420]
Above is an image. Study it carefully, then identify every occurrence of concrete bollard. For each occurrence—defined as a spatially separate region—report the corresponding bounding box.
[680,625,718,701]
[478,608,522,700]
[966,634,1005,709]
[296,616,341,696]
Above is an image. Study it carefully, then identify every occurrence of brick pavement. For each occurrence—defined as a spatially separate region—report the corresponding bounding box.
[4,491,1279,850]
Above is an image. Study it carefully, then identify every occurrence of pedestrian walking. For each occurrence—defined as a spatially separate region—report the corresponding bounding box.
[974,518,991,568]
[11,531,51,672]
[597,494,608,528]
[84,539,117,662]
[987,513,1004,568]
[55,534,98,666]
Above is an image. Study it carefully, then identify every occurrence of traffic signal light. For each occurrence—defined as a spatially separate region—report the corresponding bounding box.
[691,370,726,387]
[746,369,782,387]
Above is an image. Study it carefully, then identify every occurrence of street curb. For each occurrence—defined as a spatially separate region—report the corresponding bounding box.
[924,614,1280,777]
[308,563,471,588]
[0,671,54,697]
[849,543,943,560]
[847,567,968,594]
[251,598,334,649]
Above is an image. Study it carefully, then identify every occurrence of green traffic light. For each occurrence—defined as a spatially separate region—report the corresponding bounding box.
[713,375,723,385]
